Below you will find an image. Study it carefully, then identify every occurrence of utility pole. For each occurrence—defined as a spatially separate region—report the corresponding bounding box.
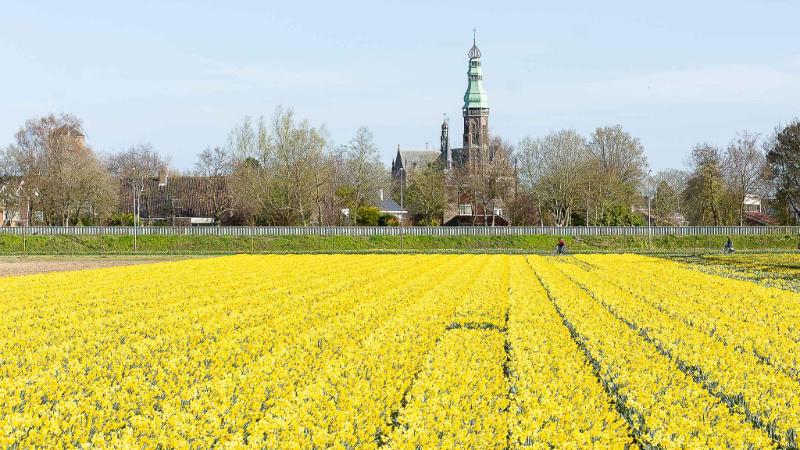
[586,180,591,226]
[647,169,653,251]
[647,193,653,251]
[133,187,138,253]
[399,168,405,253]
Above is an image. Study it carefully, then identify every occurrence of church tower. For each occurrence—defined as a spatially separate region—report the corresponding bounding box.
[462,31,489,166]
[440,117,452,169]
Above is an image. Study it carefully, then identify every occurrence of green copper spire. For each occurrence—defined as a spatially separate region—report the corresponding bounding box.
[463,30,489,110]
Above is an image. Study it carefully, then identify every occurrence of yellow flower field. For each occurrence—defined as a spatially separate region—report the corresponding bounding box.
[1,254,800,448]
[687,253,800,292]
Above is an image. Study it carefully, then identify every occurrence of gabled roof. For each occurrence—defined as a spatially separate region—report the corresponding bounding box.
[119,176,227,219]
[744,211,778,225]
[397,150,439,170]
[377,196,404,213]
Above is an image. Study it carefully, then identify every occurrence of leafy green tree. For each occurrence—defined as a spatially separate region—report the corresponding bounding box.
[597,202,645,226]
[355,205,380,226]
[684,143,726,225]
[378,213,398,226]
[767,120,800,221]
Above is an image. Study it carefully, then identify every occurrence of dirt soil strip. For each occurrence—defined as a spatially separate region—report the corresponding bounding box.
[0,258,182,277]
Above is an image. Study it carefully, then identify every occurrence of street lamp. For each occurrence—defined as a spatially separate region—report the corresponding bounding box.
[647,169,653,251]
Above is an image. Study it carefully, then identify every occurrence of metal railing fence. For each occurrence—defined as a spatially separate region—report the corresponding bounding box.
[1,225,799,237]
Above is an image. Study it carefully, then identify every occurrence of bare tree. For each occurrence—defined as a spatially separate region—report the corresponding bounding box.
[651,169,689,225]
[195,146,233,225]
[724,132,767,225]
[464,136,513,225]
[343,126,386,225]
[228,108,329,225]
[5,114,116,225]
[107,144,169,226]
[587,125,649,224]
[517,130,590,226]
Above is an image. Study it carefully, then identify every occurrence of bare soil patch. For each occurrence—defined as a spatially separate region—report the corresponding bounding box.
[0,256,186,277]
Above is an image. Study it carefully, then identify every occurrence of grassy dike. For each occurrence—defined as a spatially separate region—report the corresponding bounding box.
[1,233,799,255]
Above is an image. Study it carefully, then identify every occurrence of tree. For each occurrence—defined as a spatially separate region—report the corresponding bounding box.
[587,125,649,225]
[355,205,380,226]
[228,108,329,225]
[343,127,386,225]
[466,136,514,226]
[108,143,169,226]
[684,143,726,225]
[767,119,800,222]
[0,151,24,225]
[405,160,447,225]
[195,146,234,225]
[651,169,689,225]
[724,132,766,225]
[517,130,590,226]
[4,114,117,225]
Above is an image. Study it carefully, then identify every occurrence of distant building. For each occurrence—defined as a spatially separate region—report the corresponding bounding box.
[742,194,778,225]
[0,178,27,226]
[391,34,511,226]
[119,176,229,226]
[391,147,440,179]
[375,189,406,223]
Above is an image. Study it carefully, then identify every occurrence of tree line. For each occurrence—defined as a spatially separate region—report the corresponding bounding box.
[2,110,800,226]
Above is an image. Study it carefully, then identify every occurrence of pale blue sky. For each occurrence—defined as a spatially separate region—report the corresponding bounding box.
[2,1,799,171]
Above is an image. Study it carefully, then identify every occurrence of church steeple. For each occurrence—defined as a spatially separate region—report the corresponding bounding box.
[463,29,489,165]
[463,29,489,111]
[440,115,452,169]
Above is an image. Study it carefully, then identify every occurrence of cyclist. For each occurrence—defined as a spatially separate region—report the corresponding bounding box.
[556,238,567,255]
[723,237,735,254]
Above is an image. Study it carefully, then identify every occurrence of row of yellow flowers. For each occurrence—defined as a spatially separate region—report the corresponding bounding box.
[506,256,633,448]
[527,255,775,448]
[388,258,510,448]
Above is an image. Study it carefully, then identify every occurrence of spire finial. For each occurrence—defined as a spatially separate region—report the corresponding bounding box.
[468,29,481,59]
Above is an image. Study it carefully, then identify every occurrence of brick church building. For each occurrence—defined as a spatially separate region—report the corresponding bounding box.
[391,35,512,226]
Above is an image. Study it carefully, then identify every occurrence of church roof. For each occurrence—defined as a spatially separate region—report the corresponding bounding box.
[398,150,440,170]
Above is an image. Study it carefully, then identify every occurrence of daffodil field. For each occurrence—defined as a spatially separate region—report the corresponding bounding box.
[686,253,800,292]
[3,254,800,448]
